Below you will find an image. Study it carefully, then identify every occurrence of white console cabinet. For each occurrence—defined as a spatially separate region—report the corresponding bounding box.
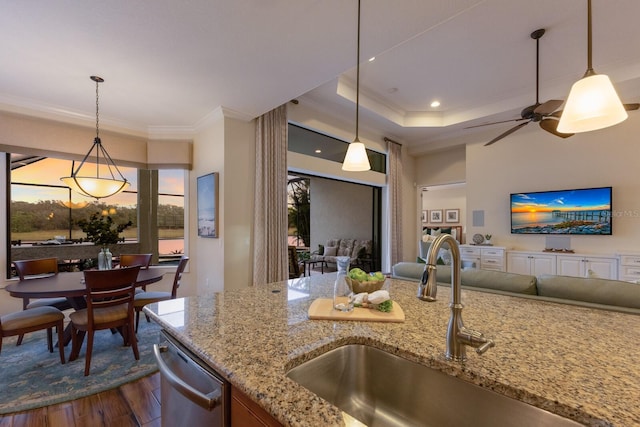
[555,254,617,280]
[618,254,640,282]
[460,245,506,271]
[506,251,618,280]
[506,251,556,276]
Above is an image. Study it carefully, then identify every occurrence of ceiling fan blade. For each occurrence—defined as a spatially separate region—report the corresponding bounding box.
[534,99,564,115]
[465,117,528,130]
[539,118,573,139]
[484,121,530,146]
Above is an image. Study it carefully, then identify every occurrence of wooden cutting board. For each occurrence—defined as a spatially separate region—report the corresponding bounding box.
[308,298,405,322]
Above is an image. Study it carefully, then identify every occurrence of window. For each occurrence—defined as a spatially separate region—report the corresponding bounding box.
[7,153,187,272]
[288,123,387,173]
[157,169,185,263]
[10,155,138,245]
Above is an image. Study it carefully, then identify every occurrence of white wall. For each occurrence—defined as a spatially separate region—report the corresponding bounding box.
[464,116,640,254]
[309,177,374,252]
[191,113,224,295]
[190,109,255,294]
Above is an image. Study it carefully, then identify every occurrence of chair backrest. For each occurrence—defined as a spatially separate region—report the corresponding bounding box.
[12,258,59,281]
[171,256,189,298]
[119,254,152,269]
[288,246,300,279]
[83,266,141,326]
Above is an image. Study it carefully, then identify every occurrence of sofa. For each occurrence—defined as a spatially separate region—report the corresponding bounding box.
[391,262,640,315]
[311,238,372,269]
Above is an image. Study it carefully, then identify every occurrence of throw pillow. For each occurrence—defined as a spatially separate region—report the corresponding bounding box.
[357,246,367,259]
[318,244,324,254]
[324,246,337,256]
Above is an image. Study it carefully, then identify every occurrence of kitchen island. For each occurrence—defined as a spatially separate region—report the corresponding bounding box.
[144,273,640,426]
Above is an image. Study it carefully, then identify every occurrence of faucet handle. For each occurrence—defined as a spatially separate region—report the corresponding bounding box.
[457,327,495,355]
[475,340,495,355]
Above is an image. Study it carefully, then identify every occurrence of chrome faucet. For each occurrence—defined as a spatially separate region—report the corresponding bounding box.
[417,234,495,362]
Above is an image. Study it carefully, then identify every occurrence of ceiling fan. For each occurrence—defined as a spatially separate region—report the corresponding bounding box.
[467,29,570,146]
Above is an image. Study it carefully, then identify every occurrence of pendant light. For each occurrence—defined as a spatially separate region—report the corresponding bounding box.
[557,0,627,134]
[342,0,371,172]
[61,76,130,199]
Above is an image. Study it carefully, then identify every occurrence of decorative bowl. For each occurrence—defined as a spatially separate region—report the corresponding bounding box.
[346,277,386,294]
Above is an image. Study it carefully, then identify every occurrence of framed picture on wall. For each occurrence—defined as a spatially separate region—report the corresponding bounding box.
[421,210,428,223]
[430,209,443,223]
[197,172,219,238]
[445,209,460,223]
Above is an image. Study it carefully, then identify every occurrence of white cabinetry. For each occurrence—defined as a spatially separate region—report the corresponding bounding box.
[507,252,556,276]
[556,254,617,280]
[618,254,640,282]
[460,245,506,271]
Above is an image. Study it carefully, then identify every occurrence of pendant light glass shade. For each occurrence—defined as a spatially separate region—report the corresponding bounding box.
[61,168,129,199]
[557,0,627,134]
[60,76,129,199]
[342,140,370,171]
[557,74,627,133]
[342,0,371,172]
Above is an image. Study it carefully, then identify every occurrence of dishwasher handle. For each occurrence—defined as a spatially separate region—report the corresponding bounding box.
[153,343,222,411]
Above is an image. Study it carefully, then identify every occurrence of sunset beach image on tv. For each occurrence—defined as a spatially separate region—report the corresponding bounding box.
[510,187,612,235]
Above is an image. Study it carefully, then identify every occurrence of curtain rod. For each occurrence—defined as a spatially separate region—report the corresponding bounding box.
[383,137,402,146]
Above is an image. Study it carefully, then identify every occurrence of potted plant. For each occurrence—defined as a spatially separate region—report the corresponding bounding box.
[76,212,132,269]
[484,234,492,245]
[76,212,132,246]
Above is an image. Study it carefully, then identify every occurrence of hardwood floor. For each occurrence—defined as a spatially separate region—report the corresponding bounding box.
[0,372,161,427]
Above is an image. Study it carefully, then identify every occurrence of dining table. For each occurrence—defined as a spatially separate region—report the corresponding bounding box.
[5,268,165,345]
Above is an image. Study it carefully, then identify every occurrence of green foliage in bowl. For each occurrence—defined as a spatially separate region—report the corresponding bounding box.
[346,268,386,293]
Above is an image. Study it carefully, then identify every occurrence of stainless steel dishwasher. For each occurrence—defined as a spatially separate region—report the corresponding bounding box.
[154,330,229,427]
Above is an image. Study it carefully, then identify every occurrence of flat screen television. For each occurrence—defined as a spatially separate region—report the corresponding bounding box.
[510,187,612,235]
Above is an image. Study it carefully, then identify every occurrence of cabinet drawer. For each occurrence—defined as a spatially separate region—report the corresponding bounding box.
[460,247,481,256]
[482,248,504,257]
[621,267,640,278]
[481,256,504,268]
[620,256,640,266]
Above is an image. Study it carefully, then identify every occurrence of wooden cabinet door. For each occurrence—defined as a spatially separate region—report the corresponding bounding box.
[231,386,282,427]
[507,253,532,275]
[530,255,556,276]
[584,258,617,280]
[556,256,583,277]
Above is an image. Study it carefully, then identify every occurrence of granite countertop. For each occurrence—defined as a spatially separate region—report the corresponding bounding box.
[144,274,640,426]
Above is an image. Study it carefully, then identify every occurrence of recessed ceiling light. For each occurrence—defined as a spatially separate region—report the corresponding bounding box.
[430,100,441,108]
[315,149,322,153]
[368,57,375,62]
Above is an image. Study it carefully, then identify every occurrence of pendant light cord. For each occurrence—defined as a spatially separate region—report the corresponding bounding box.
[354,0,361,142]
[585,0,595,76]
[95,78,100,140]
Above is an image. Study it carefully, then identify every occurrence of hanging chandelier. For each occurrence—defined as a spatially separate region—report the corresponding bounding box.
[60,76,129,199]
[342,0,371,172]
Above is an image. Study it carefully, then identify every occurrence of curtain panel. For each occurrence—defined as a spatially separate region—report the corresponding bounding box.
[252,104,288,285]
[388,140,403,266]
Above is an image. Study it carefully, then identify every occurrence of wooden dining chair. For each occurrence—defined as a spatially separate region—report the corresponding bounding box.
[12,258,73,347]
[12,258,72,311]
[119,254,152,290]
[118,254,152,269]
[69,265,141,376]
[1,306,66,364]
[133,256,189,332]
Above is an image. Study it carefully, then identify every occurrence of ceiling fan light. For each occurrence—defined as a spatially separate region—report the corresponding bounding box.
[557,74,628,133]
[342,141,370,171]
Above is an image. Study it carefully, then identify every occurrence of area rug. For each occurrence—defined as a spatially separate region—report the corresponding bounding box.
[0,319,161,414]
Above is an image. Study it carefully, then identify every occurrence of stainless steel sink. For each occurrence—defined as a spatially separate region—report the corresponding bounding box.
[286,344,583,427]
